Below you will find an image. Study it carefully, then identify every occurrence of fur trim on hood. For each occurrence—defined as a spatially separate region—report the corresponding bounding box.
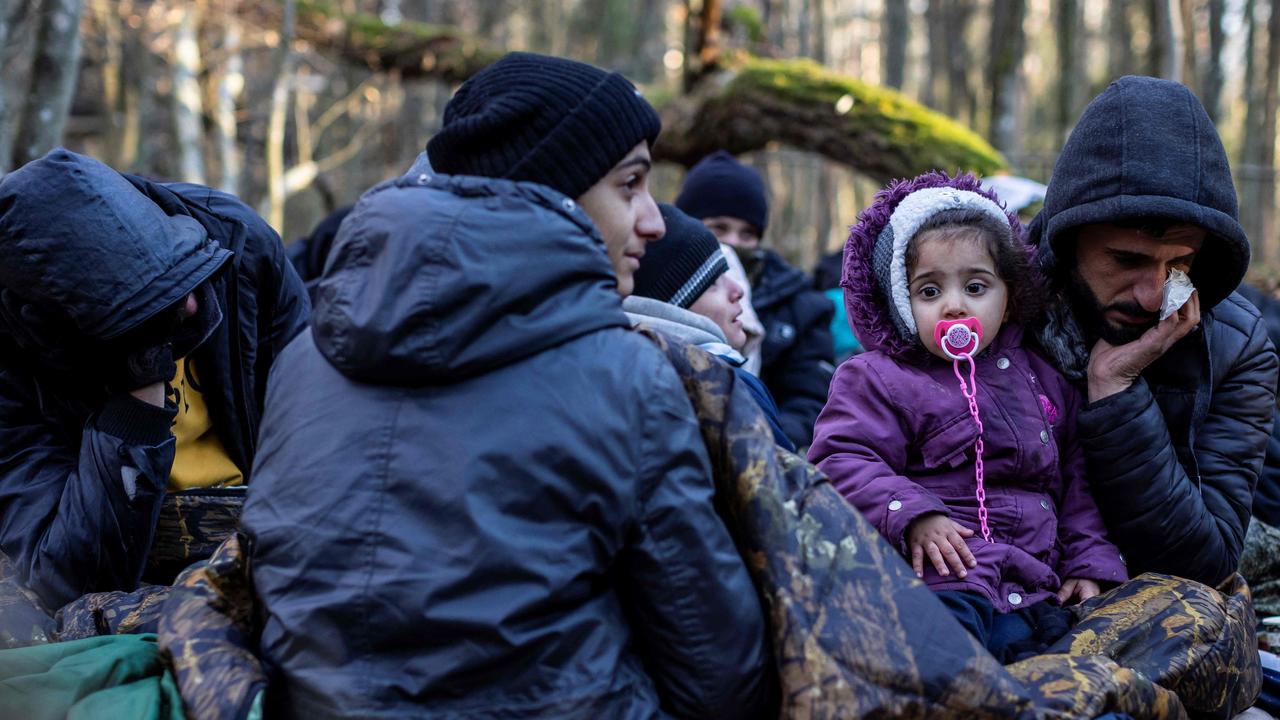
[841,171,1023,358]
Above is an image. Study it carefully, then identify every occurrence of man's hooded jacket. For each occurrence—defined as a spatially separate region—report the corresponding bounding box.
[240,160,773,719]
[1031,77,1278,585]
[0,149,308,608]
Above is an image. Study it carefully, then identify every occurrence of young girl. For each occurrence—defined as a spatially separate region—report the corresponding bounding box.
[808,172,1126,660]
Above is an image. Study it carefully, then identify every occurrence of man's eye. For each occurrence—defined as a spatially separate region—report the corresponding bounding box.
[623,174,643,190]
[1111,253,1145,268]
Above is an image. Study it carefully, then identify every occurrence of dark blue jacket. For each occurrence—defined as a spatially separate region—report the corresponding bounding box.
[1236,284,1280,528]
[1032,77,1279,585]
[242,163,773,719]
[750,250,834,448]
[0,149,308,609]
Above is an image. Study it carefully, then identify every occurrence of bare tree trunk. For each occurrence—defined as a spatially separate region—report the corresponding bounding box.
[811,0,827,64]
[988,0,1026,160]
[266,0,297,233]
[1180,0,1197,89]
[923,0,946,109]
[170,0,207,184]
[684,0,723,91]
[945,0,975,122]
[0,0,36,172]
[13,0,86,168]
[795,0,810,59]
[1259,0,1280,261]
[214,14,243,194]
[117,2,145,169]
[1150,0,1183,80]
[1054,0,1084,144]
[93,0,125,168]
[1200,0,1225,122]
[1241,0,1266,259]
[881,0,909,89]
[1107,2,1134,80]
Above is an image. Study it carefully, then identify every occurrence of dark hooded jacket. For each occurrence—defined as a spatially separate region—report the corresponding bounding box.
[1235,284,1280,528]
[287,204,353,302]
[241,161,773,719]
[1032,76,1279,585]
[749,250,834,448]
[0,149,309,609]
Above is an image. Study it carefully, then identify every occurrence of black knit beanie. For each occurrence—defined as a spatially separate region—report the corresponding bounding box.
[426,52,662,200]
[632,204,729,308]
[674,150,769,232]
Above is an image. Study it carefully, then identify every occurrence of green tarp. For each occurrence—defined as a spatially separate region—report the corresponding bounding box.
[0,633,184,720]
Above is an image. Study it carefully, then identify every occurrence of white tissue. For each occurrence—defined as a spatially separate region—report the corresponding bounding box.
[1160,268,1195,321]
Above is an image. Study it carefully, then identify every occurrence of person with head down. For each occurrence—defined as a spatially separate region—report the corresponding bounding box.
[0,148,309,610]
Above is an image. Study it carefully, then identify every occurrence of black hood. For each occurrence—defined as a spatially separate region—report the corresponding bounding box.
[312,171,630,384]
[1034,76,1248,312]
[0,148,230,344]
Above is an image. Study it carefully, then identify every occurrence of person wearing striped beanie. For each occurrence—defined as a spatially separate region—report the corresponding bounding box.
[627,204,794,450]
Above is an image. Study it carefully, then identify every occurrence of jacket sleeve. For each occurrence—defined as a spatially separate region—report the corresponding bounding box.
[1250,403,1280,527]
[807,360,948,551]
[0,373,175,609]
[621,357,776,720]
[1078,315,1278,585]
[256,220,310,360]
[1052,389,1128,585]
[766,289,834,449]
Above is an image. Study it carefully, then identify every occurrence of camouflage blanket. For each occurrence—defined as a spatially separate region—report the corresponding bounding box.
[143,487,246,586]
[640,327,1258,719]
[0,487,244,650]
[1242,518,1280,620]
[1,329,1261,718]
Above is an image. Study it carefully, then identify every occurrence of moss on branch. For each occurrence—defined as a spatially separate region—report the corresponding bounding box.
[655,56,1006,182]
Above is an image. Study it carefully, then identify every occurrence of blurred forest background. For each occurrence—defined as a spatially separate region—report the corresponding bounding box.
[1,0,1279,280]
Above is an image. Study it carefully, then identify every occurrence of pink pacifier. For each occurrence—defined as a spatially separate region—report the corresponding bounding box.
[934,317,993,543]
[934,317,983,359]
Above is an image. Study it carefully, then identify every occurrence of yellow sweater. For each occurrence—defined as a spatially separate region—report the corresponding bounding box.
[169,359,243,490]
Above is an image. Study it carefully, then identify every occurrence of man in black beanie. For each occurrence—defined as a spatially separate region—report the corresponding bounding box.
[676,150,835,449]
[243,52,775,719]
[1031,76,1277,587]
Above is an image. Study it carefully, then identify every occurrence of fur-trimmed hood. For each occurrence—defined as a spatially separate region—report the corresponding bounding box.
[841,171,1023,358]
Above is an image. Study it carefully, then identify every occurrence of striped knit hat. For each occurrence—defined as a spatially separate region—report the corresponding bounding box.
[631,204,729,308]
[426,52,662,200]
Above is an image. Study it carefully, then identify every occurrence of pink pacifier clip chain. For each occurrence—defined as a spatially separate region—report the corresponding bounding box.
[935,318,993,543]
[952,354,992,543]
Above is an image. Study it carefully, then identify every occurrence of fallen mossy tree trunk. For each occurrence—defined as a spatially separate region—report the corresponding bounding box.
[654,55,1007,181]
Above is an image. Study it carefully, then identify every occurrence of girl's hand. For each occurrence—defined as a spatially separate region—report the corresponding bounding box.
[1057,577,1101,604]
[906,513,976,579]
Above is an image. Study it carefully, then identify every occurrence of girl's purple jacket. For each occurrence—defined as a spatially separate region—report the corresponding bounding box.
[810,325,1128,613]
[809,172,1126,614]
